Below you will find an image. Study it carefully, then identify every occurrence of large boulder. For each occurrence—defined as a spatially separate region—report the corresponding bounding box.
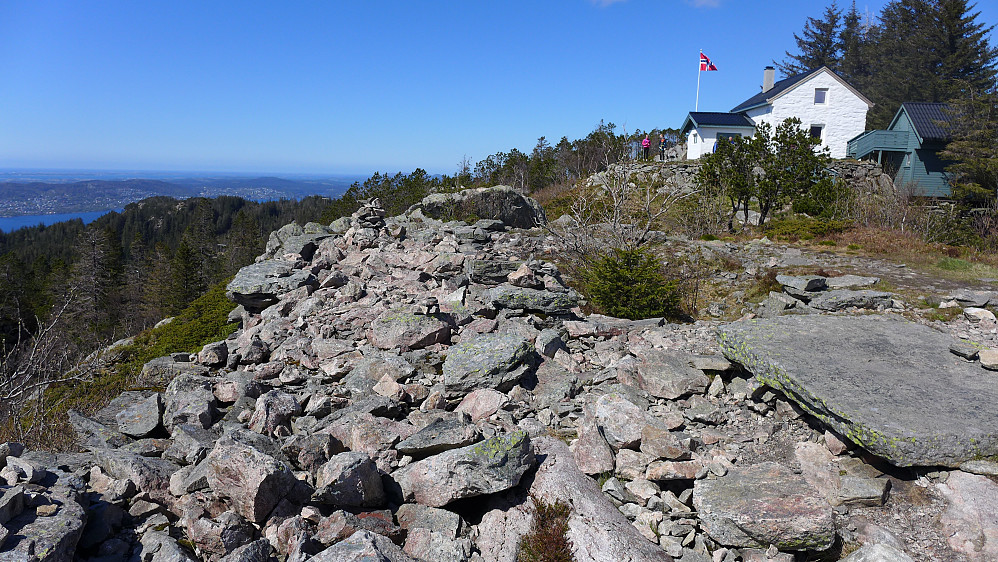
[693,462,836,551]
[368,311,451,350]
[204,439,299,523]
[313,452,385,508]
[413,185,546,228]
[938,470,998,561]
[443,334,535,398]
[807,289,894,311]
[92,447,178,497]
[630,350,710,400]
[0,490,86,562]
[226,259,317,311]
[487,284,579,315]
[115,393,163,438]
[718,314,998,467]
[163,374,217,430]
[396,414,480,459]
[248,390,300,436]
[396,431,535,508]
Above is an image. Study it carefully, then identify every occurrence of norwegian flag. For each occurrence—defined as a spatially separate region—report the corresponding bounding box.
[699,51,718,71]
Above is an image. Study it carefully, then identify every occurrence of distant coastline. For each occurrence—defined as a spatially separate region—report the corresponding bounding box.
[0,209,122,233]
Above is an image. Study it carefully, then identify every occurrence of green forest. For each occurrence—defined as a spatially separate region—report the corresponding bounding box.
[777,0,997,128]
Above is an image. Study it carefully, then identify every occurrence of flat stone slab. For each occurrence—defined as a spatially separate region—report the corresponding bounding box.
[718,314,998,467]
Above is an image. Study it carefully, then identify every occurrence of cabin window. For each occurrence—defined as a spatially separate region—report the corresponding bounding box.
[809,125,824,140]
[814,88,828,104]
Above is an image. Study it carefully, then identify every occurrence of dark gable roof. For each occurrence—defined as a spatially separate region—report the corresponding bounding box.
[688,112,756,127]
[895,102,953,142]
[680,112,756,135]
[730,66,873,113]
[730,69,813,113]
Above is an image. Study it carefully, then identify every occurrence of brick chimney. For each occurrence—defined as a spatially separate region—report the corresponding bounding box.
[762,66,775,93]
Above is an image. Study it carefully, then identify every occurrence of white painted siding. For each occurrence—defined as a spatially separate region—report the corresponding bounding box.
[686,126,754,159]
[747,70,869,158]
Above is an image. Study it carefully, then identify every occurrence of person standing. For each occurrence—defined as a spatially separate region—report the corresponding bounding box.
[641,134,651,160]
[659,133,667,161]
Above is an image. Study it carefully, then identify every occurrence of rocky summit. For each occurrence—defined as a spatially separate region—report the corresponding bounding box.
[2,186,998,562]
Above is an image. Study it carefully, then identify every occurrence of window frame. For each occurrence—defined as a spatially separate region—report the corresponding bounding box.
[809,124,824,141]
[814,88,829,105]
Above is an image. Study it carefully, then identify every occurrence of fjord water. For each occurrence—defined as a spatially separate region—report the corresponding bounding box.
[0,209,120,233]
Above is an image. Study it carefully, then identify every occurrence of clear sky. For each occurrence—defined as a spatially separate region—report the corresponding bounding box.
[2,1,995,176]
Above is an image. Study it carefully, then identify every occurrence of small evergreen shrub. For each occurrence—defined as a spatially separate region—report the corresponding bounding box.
[582,248,682,321]
[518,497,574,562]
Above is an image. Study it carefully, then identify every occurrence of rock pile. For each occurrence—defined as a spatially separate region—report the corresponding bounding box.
[2,185,997,562]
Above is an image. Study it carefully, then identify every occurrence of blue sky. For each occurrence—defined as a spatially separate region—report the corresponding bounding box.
[2,1,995,176]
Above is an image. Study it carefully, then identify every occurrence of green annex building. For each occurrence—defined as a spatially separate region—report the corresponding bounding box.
[846,102,953,197]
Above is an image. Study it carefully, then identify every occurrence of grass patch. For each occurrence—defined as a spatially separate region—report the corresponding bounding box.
[925,307,963,322]
[936,256,974,271]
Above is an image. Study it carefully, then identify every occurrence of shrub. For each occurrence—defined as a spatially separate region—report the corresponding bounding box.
[582,248,682,321]
[763,216,850,241]
[746,269,783,301]
[518,497,574,562]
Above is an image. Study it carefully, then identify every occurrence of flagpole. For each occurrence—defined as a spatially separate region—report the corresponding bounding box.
[696,50,702,111]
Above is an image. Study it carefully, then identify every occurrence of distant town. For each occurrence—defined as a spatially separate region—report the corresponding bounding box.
[0,173,362,217]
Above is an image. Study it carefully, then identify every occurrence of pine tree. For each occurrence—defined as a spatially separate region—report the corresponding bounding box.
[777,2,843,76]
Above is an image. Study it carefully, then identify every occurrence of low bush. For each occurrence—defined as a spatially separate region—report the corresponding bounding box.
[518,497,574,562]
[582,248,682,321]
[745,269,783,301]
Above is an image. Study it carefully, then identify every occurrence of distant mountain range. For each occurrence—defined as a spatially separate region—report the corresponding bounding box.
[0,175,362,217]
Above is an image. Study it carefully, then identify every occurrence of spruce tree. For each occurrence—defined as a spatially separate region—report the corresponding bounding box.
[942,86,998,206]
[933,0,998,100]
[838,1,873,90]
[777,2,843,76]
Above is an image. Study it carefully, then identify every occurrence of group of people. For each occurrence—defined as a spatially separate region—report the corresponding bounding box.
[641,133,669,161]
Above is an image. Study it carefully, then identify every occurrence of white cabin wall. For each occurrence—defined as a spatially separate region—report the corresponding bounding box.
[762,71,869,158]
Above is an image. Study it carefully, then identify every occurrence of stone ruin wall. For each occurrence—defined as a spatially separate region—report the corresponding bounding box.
[600,159,895,196]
